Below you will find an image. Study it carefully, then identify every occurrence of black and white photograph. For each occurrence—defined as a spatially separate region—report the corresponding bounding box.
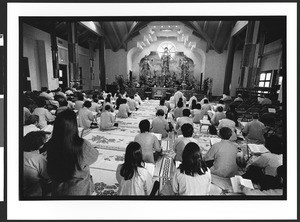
[4,2,298,221]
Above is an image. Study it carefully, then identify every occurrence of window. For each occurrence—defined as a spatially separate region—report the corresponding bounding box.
[258,71,272,88]
[157,41,176,59]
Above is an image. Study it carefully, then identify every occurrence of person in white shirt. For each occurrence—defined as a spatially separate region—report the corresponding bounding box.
[117,99,131,118]
[175,109,193,136]
[134,92,142,105]
[100,105,118,130]
[234,94,243,102]
[188,95,198,109]
[32,97,56,129]
[156,98,168,118]
[116,142,154,195]
[151,109,169,138]
[74,93,85,111]
[172,142,211,195]
[174,123,197,162]
[191,103,205,124]
[78,101,95,129]
[89,97,101,113]
[174,88,183,108]
[127,96,138,111]
[201,99,212,115]
[39,87,54,100]
[24,114,40,136]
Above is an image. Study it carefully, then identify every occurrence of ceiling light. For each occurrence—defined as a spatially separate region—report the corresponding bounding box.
[161,29,172,32]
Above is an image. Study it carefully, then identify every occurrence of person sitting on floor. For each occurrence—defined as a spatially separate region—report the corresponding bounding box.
[172,142,211,195]
[55,99,69,116]
[116,142,155,195]
[117,98,131,118]
[134,92,142,106]
[191,103,205,124]
[46,110,98,196]
[214,99,225,112]
[32,97,56,129]
[259,95,272,106]
[134,119,161,164]
[225,104,239,126]
[23,131,50,197]
[102,95,114,112]
[199,96,209,105]
[174,123,197,162]
[100,105,118,130]
[78,101,95,129]
[175,108,193,136]
[242,112,266,144]
[156,98,168,118]
[218,111,238,141]
[127,96,138,111]
[90,97,101,113]
[24,114,40,136]
[241,165,285,196]
[151,109,169,139]
[204,127,238,178]
[115,94,122,110]
[210,106,226,126]
[201,99,211,115]
[74,93,84,111]
[188,94,198,109]
[173,99,184,120]
[234,93,243,102]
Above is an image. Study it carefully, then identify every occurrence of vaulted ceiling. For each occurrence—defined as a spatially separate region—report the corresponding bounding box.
[23,18,284,54]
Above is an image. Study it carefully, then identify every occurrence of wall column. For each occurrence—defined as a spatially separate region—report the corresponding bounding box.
[99,36,106,91]
[88,39,95,89]
[50,21,59,79]
[223,36,235,95]
[240,21,260,88]
[67,22,79,86]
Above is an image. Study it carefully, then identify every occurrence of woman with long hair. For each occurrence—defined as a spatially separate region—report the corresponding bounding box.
[116,142,154,195]
[172,142,211,195]
[46,109,98,196]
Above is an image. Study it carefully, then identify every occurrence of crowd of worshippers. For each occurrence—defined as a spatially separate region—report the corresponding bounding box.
[22,86,284,197]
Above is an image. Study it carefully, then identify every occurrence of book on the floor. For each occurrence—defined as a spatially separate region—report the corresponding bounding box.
[230,175,254,193]
[144,163,155,177]
[248,144,269,154]
[210,138,221,146]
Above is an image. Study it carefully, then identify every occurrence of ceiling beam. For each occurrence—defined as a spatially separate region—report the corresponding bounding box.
[185,21,221,53]
[79,21,104,36]
[109,22,126,51]
[213,21,223,45]
[98,22,114,51]
[115,21,140,51]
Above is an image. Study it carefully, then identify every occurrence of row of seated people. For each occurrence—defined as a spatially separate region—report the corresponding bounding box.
[23,108,284,197]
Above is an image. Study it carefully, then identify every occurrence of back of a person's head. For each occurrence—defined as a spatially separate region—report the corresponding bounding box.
[156,109,165,117]
[105,97,111,103]
[180,142,207,176]
[93,98,99,103]
[182,108,191,117]
[105,104,111,111]
[226,111,235,121]
[83,100,92,108]
[59,99,68,107]
[139,119,150,133]
[253,113,259,119]
[25,114,39,125]
[130,95,134,99]
[77,93,84,101]
[121,142,143,180]
[204,99,208,104]
[219,100,224,104]
[160,98,165,106]
[23,131,46,152]
[181,123,193,137]
[219,127,232,140]
[36,97,46,107]
[196,103,201,110]
[177,101,183,108]
[217,106,224,112]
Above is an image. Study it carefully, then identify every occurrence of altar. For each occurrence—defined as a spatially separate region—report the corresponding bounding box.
[151,87,173,100]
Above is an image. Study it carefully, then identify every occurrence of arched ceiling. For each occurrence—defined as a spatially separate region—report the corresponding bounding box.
[23,19,284,54]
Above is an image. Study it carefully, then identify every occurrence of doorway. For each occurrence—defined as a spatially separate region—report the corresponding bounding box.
[58,64,68,89]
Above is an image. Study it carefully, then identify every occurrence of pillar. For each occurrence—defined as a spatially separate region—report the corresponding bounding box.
[50,21,59,79]
[99,36,106,91]
[67,22,79,86]
[223,36,235,95]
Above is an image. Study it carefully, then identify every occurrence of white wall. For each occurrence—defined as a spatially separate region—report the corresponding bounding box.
[23,23,58,90]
